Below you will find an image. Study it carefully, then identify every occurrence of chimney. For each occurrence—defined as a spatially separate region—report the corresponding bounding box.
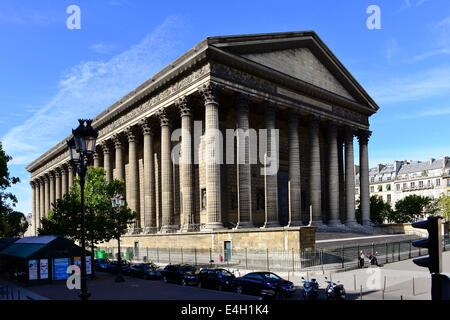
[429,158,435,165]
[394,160,402,173]
[443,156,449,169]
[377,163,384,174]
[354,164,360,176]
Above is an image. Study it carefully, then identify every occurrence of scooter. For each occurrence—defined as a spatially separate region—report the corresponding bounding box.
[301,277,319,300]
[324,277,346,300]
[366,252,378,266]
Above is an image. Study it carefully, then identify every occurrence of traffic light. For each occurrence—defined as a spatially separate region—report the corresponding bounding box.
[412,216,442,274]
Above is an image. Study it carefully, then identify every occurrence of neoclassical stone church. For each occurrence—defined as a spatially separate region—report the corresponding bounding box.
[26,31,379,251]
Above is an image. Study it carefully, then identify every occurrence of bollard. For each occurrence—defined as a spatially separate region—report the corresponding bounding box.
[181,248,183,264]
[398,242,401,261]
[409,241,412,259]
[157,247,159,263]
[194,248,197,266]
[385,242,388,264]
[354,274,356,290]
[18,290,20,300]
[360,285,363,300]
[400,295,403,300]
[169,247,171,264]
[292,248,295,273]
[384,276,386,291]
[341,246,344,269]
[413,277,415,296]
[245,248,248,270]
[266,248,270,271]
[382,290,385,300]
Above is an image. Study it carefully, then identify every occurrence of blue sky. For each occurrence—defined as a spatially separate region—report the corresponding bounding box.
[1,0,449,214]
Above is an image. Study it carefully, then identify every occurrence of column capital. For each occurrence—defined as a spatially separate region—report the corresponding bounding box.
[43,175,49,183]
[156,108,172,127]
[175,96,193,117]
[60,165,68,175]
[344,126,356,140]
[139,117,156,136]
[112,133,125,149]
[357,129,372,144]
[30,180,37,187]
[54,170,61,178]
[263,101,279,115]
[125,126,138,143]
[309,115,322,130]
[100,140,112,154]
[235,92,252,112]
[199,82,222,105]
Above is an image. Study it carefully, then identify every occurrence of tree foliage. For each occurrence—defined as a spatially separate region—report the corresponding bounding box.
[38,167,136,249]
[390,195,433,223]
[438,195,450,221]
[356,195,393,224]
[0,142,25,237]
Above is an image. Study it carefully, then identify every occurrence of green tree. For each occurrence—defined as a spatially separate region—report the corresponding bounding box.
[438,195,450,221]
[391,195,433,223]
[0,142,23,238]
[356,195,393,224]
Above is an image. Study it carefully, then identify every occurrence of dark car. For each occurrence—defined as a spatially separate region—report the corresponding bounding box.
[161,264,198,286]
[233,272,295,299]
[197,268,235,291]
[94,258,110,272]
[130,263,162,280]
[108,260,132,275]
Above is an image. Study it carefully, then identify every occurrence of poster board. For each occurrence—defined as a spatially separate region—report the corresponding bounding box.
[28,260,38,280]
[73,256,92,275]
[53,258,70,280]
[40,259,49,279]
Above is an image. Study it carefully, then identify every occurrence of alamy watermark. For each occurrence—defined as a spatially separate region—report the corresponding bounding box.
[66,265,81,290]
[367,5,381,30]
[66,5,81,30]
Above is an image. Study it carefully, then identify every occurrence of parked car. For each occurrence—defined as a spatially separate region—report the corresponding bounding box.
[233,272,295,299]
[94,258,111,272]
[197,268,236,291]
[161,264,198,286]
[130,263,162,280]
[108,260,132,275]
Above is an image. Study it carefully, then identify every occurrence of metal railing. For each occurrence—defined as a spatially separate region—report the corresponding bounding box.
[96,236,450,273]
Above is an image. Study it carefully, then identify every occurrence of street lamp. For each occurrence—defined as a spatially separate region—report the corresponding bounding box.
[67,119,98,301]
[112,194,126,283]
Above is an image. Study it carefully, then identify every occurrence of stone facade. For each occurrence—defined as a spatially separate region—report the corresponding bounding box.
[26,31,379,250]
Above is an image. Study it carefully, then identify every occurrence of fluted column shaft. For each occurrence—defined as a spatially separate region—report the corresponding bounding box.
[159,111,175,232]
[68,165,74,189]
[236,94,253,228]
[31,182,37,235]
[61,168,68,196]
[176,98,195,232]
[102,143,112,183]
[93,153,101,168]
[141,120,156,232]
[288,111,302,226]
[126,128,140,230]
[200,83,223,230]
[49,173,55,211]
[327,123,341,226]
[338,137,346,222]
[113,135,125,181]
[55,171,61,201]
[44,176,50,216]
[263,104,280,228]
[358,131,371,226]
[39,179,44,223]
[309,117,323,226]
[344,128,357,226]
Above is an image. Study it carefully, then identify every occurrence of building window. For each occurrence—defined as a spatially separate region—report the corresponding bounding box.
[370,186,374,193]
[419,181,423,188]
[396,184,400,191]
[387,194,391,203]
[379,177,382,182]
[387,177,391,181]
[447,180,450,187]
[201,188,207,209]
[386,184,391,191]
[403,183,407,189]
[371,177,375,183]
[411,182,415,188]
[428,180,432,187]
[378,185,383,192]
[436,179,441,186]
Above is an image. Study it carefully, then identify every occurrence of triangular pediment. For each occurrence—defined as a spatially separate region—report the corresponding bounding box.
[241,48,355,101]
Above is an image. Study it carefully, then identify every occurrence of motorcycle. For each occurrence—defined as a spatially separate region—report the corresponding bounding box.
[301,277,319,300]
[366,252,378,266]
[324,277,346,300]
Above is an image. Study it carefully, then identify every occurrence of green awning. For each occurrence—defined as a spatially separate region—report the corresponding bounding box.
[0,243,46,259]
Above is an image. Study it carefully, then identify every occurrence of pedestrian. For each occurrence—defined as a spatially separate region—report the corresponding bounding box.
[359,250,365,268]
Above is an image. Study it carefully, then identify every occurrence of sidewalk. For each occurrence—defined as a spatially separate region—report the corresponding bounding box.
[0,279,49,300]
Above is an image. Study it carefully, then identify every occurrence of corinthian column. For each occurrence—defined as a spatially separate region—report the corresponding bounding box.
[55,170,61,201]
[309,116,324,227]
[113,133,125,181]
[126,127,140,232]
[39,177,45,223]
[327,122,342,227]
[288,110,302,226]
[157,108,176,233]
[61,166,68,196]
[44,175,50,217]
[344,127,358,227]
[176,97,195,232]
[199,82,224,230]
[93,151,101,168]
[338,136,346,223]
[140,118,156,233]
[35,180,41,231]
[358,130,372,226]
[262,102,280,228]
[235,93,253,228]
[31,181,37,235]
[49,172,55,211]
[101,141,112,183]
[68,164,74,189]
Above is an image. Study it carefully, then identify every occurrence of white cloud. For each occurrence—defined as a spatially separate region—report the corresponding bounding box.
[0,7,61,25]
[397,106,450,120]
[89,42,117,54]
[2,15,184,166]
[369,66,450,104]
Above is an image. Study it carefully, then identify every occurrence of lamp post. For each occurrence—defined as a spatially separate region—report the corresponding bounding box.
[67,119,98,301]
[112,194,126,282]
